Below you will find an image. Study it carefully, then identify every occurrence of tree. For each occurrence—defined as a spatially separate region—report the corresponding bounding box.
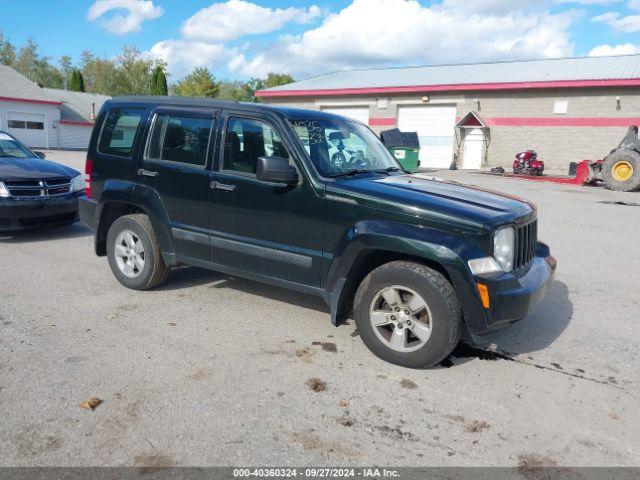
[13,38,63,88]
[150,65,168,95]
[69,70,85,92]
[0,32,16,66]
[172,67,219,98]
[116,46,155,95]
[81,50,122,95]
[59,55,73,89]
[264,72,294,88]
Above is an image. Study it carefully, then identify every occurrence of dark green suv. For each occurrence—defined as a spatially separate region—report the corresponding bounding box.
[79,97,556,368]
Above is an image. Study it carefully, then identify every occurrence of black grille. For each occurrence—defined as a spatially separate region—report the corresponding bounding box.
[514,219,537,269]
[4,178,71,197]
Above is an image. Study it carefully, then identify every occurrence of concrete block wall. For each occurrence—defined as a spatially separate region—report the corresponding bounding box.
[263,87,640,171]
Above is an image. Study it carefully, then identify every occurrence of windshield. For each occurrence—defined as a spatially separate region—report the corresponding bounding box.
[0,133,33,158]
[290,117,401,177]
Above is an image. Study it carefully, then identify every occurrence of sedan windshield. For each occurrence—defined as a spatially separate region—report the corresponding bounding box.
[290,117,401,178]
[0,134,32,158]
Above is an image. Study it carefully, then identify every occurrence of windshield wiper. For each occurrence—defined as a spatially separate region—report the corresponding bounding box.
[372,166,403,175]
[330,168,375,178]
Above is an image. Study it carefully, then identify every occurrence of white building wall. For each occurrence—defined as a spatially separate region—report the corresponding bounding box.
[0,100,60,148]
[58,123,94,150]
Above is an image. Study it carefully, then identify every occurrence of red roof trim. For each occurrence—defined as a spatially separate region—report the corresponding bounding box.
[369,117,396,126]
[0,95,62,106]
[485,117,640,127]
[60,119,94,127]
[256,78,640,98]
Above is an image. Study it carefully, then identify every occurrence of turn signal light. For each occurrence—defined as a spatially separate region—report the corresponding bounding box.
[477,283,490,309]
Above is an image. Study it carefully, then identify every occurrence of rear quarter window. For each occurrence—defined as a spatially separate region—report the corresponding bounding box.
[98,107,144,157]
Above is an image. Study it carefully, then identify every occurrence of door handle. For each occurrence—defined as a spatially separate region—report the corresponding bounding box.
[210,181,236,192]
[137,168,159,178]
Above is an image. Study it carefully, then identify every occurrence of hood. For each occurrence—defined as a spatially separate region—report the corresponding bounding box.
[331,174,534,229]
[0,156,79,181]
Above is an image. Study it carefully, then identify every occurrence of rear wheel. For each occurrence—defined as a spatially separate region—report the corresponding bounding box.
[602,150,640,192]
[354,261,462,368]
[106,214,169,290]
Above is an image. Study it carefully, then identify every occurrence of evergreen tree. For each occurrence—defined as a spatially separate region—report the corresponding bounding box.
[150,65,168,95]
[69,70,85,92]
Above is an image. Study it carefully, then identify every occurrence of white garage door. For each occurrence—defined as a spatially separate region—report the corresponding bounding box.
[321,106,370,125]
[397,105,456,169]
[6,112,47,148]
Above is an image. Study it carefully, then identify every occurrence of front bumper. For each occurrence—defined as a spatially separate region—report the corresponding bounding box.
[0,193,82,231]
[467,244,556,337]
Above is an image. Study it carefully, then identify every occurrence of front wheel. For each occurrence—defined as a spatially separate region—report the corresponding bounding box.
[354,261,462,368]
[106,214,169,290]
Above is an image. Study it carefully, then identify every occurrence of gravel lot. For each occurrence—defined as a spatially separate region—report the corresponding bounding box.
[1,150,638,468]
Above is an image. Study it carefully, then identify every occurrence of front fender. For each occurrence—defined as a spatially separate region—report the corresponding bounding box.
[324,220,489,332]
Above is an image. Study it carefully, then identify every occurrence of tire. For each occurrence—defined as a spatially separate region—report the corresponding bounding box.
[602,150,640,192]
[353,261,462,368]
[106,214,169,290]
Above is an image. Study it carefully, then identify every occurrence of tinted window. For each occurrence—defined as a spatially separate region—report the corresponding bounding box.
[98,108,143,157]
[146,114,212,167]
[223,117,289,174]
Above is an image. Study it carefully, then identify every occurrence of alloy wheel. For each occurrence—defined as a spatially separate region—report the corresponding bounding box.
[369,285,432,353]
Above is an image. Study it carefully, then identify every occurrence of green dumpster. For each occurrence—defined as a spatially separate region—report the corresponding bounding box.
[380,129,421,172]
[389,146,420,172]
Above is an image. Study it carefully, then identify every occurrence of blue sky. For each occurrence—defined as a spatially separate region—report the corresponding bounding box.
[3,0,640,82]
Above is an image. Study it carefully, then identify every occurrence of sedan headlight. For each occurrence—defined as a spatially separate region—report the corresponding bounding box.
[71,174,85,192]
[493,226,515,272]
[0,182,10,198]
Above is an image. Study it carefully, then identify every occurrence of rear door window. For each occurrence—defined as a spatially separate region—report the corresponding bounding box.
[146,113,213,167]
[98,107,144,157]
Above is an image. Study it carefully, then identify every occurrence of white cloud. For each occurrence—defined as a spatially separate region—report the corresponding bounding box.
[591,11,640,32]
[441,0,551,14]
[88,0,163,35]
[181,0,324,42]
[589,42,640,55]
[147,40,234,79]
[229,0,576,78]
[555,0,621,4]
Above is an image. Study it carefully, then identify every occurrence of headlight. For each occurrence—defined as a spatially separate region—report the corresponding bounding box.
[0,182,9,198]
[71,174,85,192]
[493,226,515,272]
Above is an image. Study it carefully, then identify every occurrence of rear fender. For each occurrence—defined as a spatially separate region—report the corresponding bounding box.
[324,220,488,331]
[96,180,175,261]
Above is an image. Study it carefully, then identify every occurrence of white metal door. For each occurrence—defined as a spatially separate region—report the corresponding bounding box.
[462,128,484,170]
[397,105,456,169]
[6,112,47,148]
[321,106,370,125]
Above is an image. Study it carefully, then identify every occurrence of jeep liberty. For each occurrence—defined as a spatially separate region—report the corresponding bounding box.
[79,97,556,368]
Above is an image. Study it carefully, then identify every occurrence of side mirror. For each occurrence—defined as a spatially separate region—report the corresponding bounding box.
[33,151,46,159]
[256,156,299,185]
